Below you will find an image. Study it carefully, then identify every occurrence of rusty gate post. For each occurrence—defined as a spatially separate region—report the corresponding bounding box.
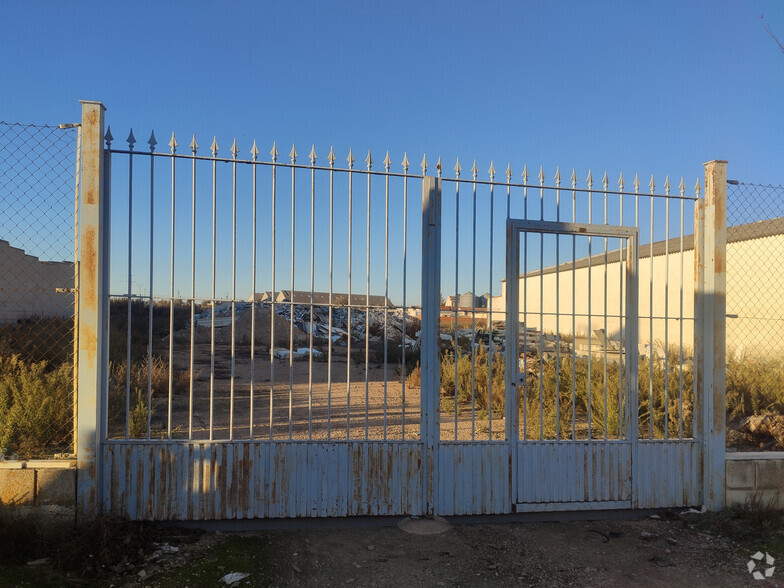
[76,100,108,521]
[421,175,441,516]
[694,160,727,511]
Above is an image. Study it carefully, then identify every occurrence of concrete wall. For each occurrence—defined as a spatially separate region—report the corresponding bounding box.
[726,453,784,508]
[0,240,74,324]
[494,234,784,357]
[0,460,75,508]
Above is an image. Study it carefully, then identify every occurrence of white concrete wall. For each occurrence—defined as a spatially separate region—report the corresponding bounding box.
[494,235,784,356]
[0,240,74,324]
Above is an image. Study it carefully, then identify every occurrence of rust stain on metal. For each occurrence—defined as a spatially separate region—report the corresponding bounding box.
[81,227,98,310]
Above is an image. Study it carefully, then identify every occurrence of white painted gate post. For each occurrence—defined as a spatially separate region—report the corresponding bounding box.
[421,176,441,516]
[76,101,109,521]
[694,160,727,511]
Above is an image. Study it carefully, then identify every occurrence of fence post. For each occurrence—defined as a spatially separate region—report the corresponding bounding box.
[421,175,441,516]
[695,160,727,511]
[76,100,108,521]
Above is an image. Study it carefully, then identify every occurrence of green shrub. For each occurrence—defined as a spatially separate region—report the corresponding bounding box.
[726,356,784,419]
[0,355,73,457]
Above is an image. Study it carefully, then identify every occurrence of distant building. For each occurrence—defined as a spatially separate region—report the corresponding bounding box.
[0,240,74,324]
[259,290,394,308]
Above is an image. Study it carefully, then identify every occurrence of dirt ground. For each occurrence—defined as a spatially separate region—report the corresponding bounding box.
[113,512,781,587]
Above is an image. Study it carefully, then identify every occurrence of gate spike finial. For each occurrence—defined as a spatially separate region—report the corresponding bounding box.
[602,171,608,191]
[488,161,496,180]
[104,126,113,148]
[126,129,136,149]
[506,163,512,182]
[618,171,624,190]
[694,178,701,197]
[436,156,443,178]
[586,169,593,189]
[269,141,278,162]
[289,143,298,164]
[147,131,157,151]
[664,175,671,195]
[522,164,529,184]
[570,168,577,188]
[230,138,239,159]
[678,176,685,197]
[471,159,477,180]
[649,173,655,194]
[633,173,640,193]
[211,136,219,156]
[537,165,545,185]
[554,166,562,186]
[454,157,462,178]
[383,150,391,171]
[250,140,259,160]
[309,145,317,165]
[169,132,178,153]
[420,153,428,175]
[347,148,355,169]
[401,152,410,172]
[365,149,373,170]
[189,134,199,154]
[328,146,336,167]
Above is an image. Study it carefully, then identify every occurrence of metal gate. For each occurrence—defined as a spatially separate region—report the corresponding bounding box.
[73,101,727,521]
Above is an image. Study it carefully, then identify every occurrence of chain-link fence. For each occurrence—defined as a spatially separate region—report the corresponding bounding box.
[725,180,784,448]
[0,122,78,458]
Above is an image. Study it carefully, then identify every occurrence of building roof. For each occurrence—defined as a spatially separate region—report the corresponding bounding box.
[514,216,784,279]
[274,290,394,308]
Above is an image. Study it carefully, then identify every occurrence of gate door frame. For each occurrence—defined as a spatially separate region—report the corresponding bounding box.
[505,219,639,511]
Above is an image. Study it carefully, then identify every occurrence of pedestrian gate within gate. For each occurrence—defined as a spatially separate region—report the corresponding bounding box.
[73,102,726,521]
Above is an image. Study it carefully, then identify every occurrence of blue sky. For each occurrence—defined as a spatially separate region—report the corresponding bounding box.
[2,1,782,184]
[2,1,782,303]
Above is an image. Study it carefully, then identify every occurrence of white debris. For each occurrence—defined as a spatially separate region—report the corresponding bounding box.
[221,572,249,585]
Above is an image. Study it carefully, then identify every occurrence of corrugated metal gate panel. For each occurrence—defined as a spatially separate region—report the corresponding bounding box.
[436,443,511,516]
[636,440,700,508]
[515,442,632,507]
[103,441,423,520]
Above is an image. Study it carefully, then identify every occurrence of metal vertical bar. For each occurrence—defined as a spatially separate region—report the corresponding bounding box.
[125,132,134,439]
[308,146,316,441]
[167,133,177,439]
[421,175,441,516]
[230,139,238,441]
[470,162,478,440]
[649,180,655,439]
[555,169,561,440]
[523,166,529,440]
[538,168,544,440]
[383,154,390,440]
[210,137,218,441]
[453,165,460,440]
[618,174,624,437]
[488,163,496,439]
[346,150,354,440]
[664,185,671,439]
[505,218,520,462]
[76,100,107,521]
[189,135,197,440]
[587,171,593,440]
[327,148,335,439]
[269,143,278,439]
[570,170,577,440]
[147,132,156,439]
[288,145,297,440]
[700,160,727,511]
[250,141,259,439]
[679,192,685,439]
[365,151,372,440]
[602,174,609,440]
[401,155,409,439]
[625,230,639,507]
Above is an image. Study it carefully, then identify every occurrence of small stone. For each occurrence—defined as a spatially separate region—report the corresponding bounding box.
[640,531,658,541]
[292,564,302,573]
[367,545,375,551]
[345,579,355,584]
[649,514,660,519]
[666,537,678,545]
[138,569,147,579]
[26,558,50,567]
